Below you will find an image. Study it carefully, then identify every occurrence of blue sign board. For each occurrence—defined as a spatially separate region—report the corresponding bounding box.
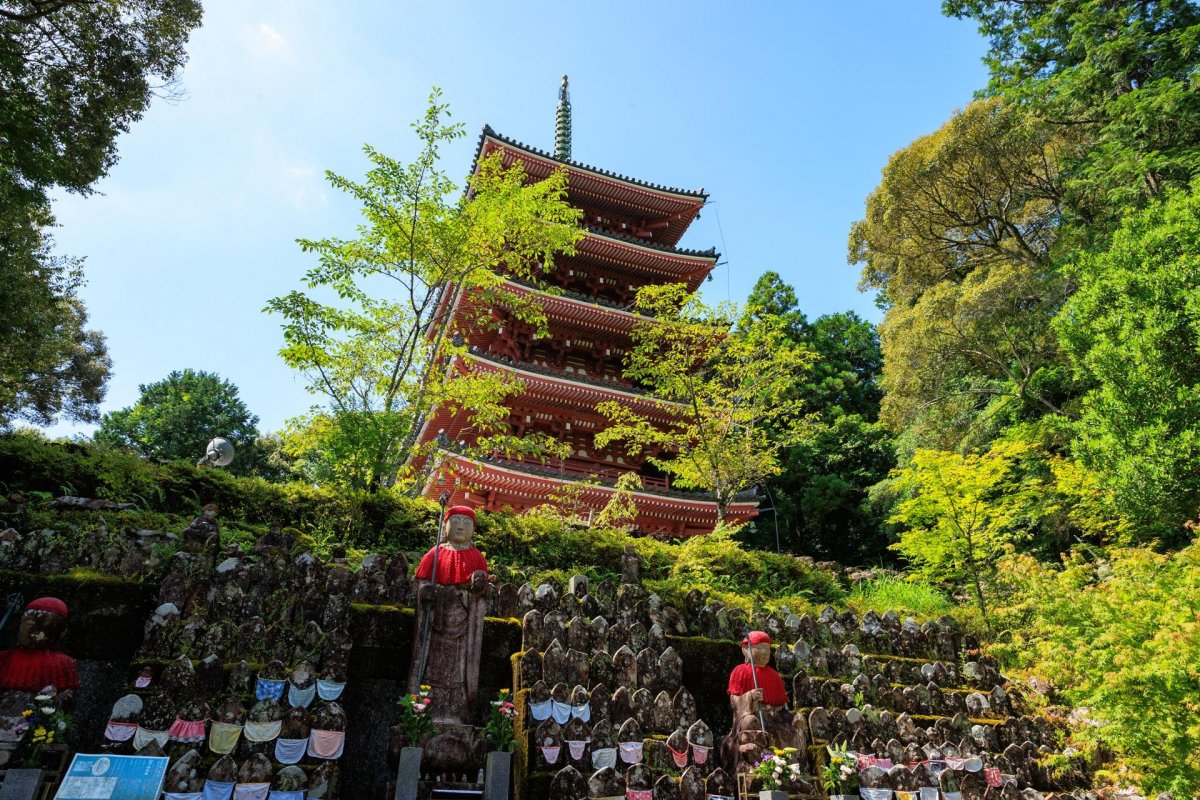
[54,754,169,800]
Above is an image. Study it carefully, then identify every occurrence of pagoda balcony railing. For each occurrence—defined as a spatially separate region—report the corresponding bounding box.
[437,439,757,504]
[466,346,653,396]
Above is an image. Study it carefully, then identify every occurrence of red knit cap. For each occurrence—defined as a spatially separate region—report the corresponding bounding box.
[25,597,67,619]
[741,630,772,647]
[444,505,476,523]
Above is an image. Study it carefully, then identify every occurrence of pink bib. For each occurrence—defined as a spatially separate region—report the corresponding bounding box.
[565,740,586,760]
[104,721,137,742]
[306,728,345,760]
[692,743,710,764]
[984,768,1002,788]
[627,791,653,800]
[618,741,643,764]
[168,717,208,742]
[668,745,688,768]
[539,744,561,765]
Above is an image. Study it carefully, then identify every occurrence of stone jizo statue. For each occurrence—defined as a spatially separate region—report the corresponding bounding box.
[0,597,78,694]
[407,505,488,726]
[720,630,805,775]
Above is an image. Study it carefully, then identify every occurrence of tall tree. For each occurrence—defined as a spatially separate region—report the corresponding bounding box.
[1056,186,1200,543]
[742,272,894,561]
[95,369,259,465]
[265,91,584,491]
[1,0,203,198]
[594,283,813,522]
[0,191,109,427]
[1,0,202,426]
[945,0,1200,221]
[849,98,1075,451]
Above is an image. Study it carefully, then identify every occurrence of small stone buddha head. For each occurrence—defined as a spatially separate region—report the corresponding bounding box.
[740,630,772,667]
[443,505,476,549]
[18,597,69,651]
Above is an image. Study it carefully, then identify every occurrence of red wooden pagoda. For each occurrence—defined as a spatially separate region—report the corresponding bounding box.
[411,78,758,537]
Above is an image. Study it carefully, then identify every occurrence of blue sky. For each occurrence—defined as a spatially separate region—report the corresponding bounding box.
[45,1,989,439]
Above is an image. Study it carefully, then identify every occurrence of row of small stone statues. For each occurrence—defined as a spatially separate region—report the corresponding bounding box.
[150,749,339,799]
[518,640,684,697]
[548,762,739,800]
[532,717,716,774]
[102,656,348,761]
[796,672,1015,720]
[526,681,704,740]
[777,642,1006,691]
[804,704,1065,757]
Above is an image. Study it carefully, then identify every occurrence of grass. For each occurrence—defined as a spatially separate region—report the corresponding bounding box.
[846,573,953,618]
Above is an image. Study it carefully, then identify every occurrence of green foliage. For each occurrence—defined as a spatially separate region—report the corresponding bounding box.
[0,430,439,552]
[846,574,953,618]
[1057,186,1200,543]
[474,513,845,613]
[1,0,203,198]
[595,283,814,520]
[945,0,1200,222]
[0,192,109,427]
[990,544,1200,795]
[94,369,260,469]
[850,98,1075,452]
[741,272,895,562]
[265,90,584,491]
[888,440,1035,625]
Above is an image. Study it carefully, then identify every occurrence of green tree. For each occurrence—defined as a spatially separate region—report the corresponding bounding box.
[265,91,584,491]
[1,0,202,428]
[888,440,1033,625]
[742,272,894,561]
[1056,186,1200,543]
[1,0,203,198]
[95,369,259,467]
[992,544,1200,796]
[0,193,109,427]
[945,0,1200,221]
[850,99,1075,451]
[594,283,814,522]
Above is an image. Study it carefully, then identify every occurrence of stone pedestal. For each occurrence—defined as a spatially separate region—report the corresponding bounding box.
[394,747,422,800]
[483,751,511,800]
[0,768,43,800]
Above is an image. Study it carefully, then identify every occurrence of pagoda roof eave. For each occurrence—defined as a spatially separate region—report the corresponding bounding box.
[474,126,707,201]
[429,453,759,518]
[497,279,645,334]
[461,353,681,418]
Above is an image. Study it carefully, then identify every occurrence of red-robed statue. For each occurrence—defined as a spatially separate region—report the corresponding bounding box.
[720,630,806,775]
[0,597,78,694]
[407,506,488,727]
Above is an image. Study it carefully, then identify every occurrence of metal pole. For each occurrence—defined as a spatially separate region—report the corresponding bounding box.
[763,483,781,553]
[415,491,451,688]
[743,628,767,733]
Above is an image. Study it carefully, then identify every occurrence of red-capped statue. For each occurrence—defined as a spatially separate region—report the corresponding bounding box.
[406,505,488,768]
[0,598,78,694]
[720,630,806,776]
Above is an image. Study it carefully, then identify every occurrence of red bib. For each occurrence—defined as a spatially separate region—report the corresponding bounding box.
[727,662,788,706]
[415,545,488,586]
[0,648,79,692]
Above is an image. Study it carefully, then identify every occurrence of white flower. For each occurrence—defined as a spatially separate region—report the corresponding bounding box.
[57,720,66,730]
[40,706,55,715]
[34,694,51,702]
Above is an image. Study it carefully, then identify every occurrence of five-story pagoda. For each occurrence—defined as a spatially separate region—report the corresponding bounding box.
[411,78,758,537]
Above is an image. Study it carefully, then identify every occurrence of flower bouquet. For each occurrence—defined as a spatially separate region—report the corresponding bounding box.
[396,685,434,746]
[753,747,804,799]
[485,689,518,752]
[821,744,859,800]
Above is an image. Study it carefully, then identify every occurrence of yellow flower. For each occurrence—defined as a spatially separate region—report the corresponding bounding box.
[499,689,510,695]
[21,710,32,717]
[420,685,431,691]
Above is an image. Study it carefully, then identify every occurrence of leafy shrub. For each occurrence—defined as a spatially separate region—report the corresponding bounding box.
[846,574,953,618]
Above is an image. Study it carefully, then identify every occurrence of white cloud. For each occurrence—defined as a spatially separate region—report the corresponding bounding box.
[282,165,327,208]
[249,22,289,59]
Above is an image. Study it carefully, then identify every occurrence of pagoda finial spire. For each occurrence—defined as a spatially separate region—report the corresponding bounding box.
[555,74,572,161]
